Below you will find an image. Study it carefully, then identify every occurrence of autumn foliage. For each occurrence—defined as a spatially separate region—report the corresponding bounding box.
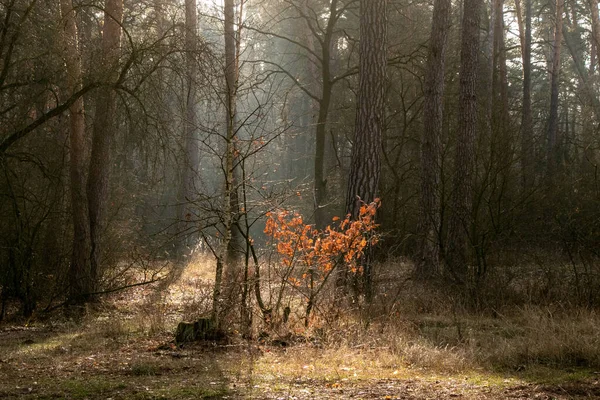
[263,200,381,325]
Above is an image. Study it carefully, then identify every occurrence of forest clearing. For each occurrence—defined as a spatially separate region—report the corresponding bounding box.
[3,0,600,398]
[2,257,600,399]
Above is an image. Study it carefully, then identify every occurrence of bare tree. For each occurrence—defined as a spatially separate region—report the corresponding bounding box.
[212,0,243,328]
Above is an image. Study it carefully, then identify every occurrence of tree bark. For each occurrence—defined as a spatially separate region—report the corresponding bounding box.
[515,0,534,189]
[86,0,123,291]
[589,0,600,61]
[417,0,451,278]
[313,0,338,230]
[213,0,242,329]
[60,0,91,302]
[345,0,387,299]
[176,0,200,259]
[546,0,564,177]
[445,0,482,283]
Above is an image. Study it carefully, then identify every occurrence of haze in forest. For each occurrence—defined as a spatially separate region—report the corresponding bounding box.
[1,0,600,398]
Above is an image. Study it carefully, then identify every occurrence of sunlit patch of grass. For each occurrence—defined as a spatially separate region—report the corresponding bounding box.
[10,332,81,357]
[514,365,597,385]
[8,376,231,400]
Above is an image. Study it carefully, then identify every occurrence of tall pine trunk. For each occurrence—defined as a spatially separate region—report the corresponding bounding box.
[60,0,91,302]
[417,0,451,278]
[515,0,534,189]
[445,0,482,284]
[176,0,200,259]
[86,0,123,291]
[345,0,387,299]
[546,0,564,177]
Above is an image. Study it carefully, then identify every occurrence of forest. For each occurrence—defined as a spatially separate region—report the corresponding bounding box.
[1,0,600,398]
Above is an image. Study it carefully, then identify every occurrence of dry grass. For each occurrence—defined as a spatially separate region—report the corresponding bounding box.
[1,255,600,399]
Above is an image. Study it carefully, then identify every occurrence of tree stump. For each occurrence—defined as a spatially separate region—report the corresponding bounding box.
[175,318,216,344]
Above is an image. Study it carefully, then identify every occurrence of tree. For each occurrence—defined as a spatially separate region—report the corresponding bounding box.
[176,0,200,259]
[445,0,482,283]
[417,0,452,278]
[86,0,124,293]
[546,0,564,177]
[345,0,387,299]
[59,0,91,301]
[515,0,533,189]
[589,0,600,60]
[212,0,243,328]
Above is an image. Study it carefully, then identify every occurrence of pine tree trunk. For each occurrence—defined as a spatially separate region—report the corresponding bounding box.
[445,0,482,283]
[589,0,600,60]
[60,0,91,302]
[417,0,451,278]
[176,0,199,259]
[516,0,534,189]
[546,0,564,177]
[86,0,123,291]
[345,0,387,299]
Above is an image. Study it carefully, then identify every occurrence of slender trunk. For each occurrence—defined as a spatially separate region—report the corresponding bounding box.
[60,0,91,302]
[589,0,600,59]
[516,0,534,189]
[313,0,337,229]
[591,40,597,75]
[546,0,564,177]
[213,0,242,329]
[445,0,482,283]
[86,0,123,290]
[417,0,451,278]
[176,0,199,259]
[495,0,509,132]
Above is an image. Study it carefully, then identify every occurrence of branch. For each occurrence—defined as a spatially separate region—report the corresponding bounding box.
[0,82,102,154]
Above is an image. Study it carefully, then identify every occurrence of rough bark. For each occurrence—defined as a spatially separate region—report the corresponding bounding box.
[86,0,123,291]
[60,0,91,302]
[345,0,387,298]
[417,0,451,278]
[445,0,482,283]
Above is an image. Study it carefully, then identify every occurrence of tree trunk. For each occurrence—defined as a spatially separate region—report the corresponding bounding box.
[86,0,123,291]
[176,0,200,259]
[589,0,600,60]
[345,0,387,299]
[313,0,338,230]
[445,0,482,283]
[213,0,242,329]
[546,0,564,177]
[60,0,91,302]
[515,0,534,189]
[417,0,451,278]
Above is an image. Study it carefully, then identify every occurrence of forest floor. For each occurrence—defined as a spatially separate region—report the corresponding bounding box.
[1,257,600,399]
